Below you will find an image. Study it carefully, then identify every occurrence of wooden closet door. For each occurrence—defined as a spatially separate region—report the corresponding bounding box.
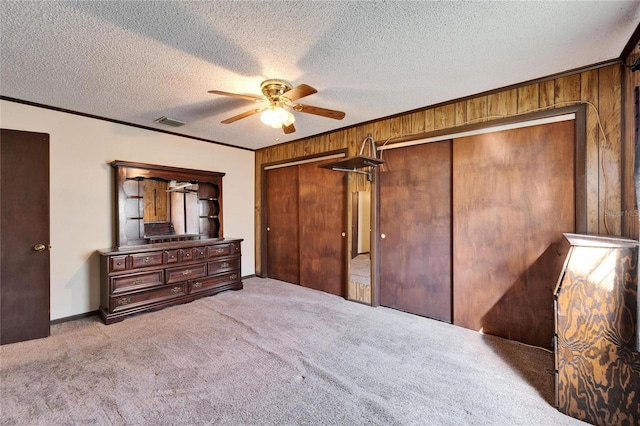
[379,141,452,322]
[266,166,299,284]
[453,120,575,348]
[298,160,346,297]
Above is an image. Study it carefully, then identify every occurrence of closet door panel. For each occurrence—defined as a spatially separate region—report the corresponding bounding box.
[379,141,452,322]
[453,120,575,348]
[298,161,346,297]
[266,166,299,284]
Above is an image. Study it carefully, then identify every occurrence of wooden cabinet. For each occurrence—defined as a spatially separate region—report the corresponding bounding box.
[99,239,242,324]
[554,233,640,425]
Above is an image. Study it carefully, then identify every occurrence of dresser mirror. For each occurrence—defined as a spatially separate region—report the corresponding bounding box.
[112,161,225,247]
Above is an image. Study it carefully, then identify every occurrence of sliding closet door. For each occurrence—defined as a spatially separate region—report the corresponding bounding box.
[266,166,299,284]
[379,141,452,322]
[453,120,575,348]
[298,160,346,297]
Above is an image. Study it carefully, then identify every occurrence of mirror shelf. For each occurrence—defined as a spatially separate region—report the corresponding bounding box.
[112,161,225,248]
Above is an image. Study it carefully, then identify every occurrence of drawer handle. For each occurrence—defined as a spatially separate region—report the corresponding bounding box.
[220,262,229,268]
[116,261,123,266]
[185,253,191,257]
[171,286,181,294]
[230,274,238,280]
[193,281,202,289]
[198,250,205,255]
[143,257,152,263]
[182,269,192,275]
[132,278,143,285]
[117,297,131,306]
[215,248,225,253]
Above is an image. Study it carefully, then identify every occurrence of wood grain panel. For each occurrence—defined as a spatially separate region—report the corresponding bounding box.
[488,89,517,118]
[555,240,640,425]
[390,116,403,138]
[554,74,581,104]
[266,166,299,284]
[623,41,640,239]
[454,100,467,126]
[298,160,346,297]
[424,108,435,132]
[517,84,539,114]
[434,104,455,129]
[539,80,555,108]
[467,96,488,123]
[411,110,426,134]
[379,141,452,322]
[143,179,169,223]
[580,69,600,234]
[598,65,622,236]
[453,120,575,347]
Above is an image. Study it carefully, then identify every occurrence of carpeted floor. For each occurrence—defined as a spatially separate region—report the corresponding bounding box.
[0,277,585,425]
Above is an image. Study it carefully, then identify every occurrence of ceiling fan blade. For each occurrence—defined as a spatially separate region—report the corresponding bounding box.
[283,84,317,102]
[208,90,263,102]
[292,103,346,120]
[221,108,264,124]
[282,123,296,134]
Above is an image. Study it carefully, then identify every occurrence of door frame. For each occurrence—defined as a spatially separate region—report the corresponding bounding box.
[371,105,587,306]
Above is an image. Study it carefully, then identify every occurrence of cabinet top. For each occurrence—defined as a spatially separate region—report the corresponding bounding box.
[98,237,243,256]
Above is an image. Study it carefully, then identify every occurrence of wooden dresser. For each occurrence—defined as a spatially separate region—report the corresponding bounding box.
[99,160,243,324]
[99,238,242,324]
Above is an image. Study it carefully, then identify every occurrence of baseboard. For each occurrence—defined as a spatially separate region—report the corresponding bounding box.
[242,274,256,279]
[50,310,99,325]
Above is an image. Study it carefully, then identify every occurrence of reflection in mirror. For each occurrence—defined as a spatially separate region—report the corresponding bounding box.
[350,191,371,287]
[113,161,224,247]
[122,177,219,244]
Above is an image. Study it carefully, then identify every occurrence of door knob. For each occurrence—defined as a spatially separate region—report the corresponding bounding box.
[33,244,46,252]
[381,234,386,239]
[267,227,271,231]
[341,232,346,237]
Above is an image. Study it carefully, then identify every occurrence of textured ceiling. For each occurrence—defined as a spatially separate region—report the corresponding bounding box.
[1,1,639,151]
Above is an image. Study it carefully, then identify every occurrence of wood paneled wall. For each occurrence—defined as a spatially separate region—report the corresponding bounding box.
[256,63,630,303]
[623,42,640,240]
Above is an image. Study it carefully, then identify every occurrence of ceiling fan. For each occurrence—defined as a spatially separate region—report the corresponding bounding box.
[208,79,345,134]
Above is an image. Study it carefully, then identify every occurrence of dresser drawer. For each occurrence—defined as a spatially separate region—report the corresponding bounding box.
[109,255,129,272]
[111,270,164,294]
[165,263,207,284]
[208,257,240,275]
[111,283,186,312]
[231,242,241,254]
[180,248,196,262]
[189,271,240,294]
[194,246,208,260]
[207,244,231,258]
[164,250,179,264]
[130,252,163,268]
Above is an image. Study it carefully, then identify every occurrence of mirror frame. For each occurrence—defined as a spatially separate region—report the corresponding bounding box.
[112,160,225,248]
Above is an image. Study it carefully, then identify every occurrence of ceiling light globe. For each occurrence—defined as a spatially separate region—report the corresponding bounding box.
[284,111,295,126]
[260,108,278,127]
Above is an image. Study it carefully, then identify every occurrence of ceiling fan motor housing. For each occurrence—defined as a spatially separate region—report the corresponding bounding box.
[260,79,293,103]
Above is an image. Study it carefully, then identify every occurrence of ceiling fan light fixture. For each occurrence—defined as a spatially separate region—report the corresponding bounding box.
[260,106,295,128]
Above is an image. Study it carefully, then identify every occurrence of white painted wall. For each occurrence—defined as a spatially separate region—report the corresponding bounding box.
[0,100,255,320]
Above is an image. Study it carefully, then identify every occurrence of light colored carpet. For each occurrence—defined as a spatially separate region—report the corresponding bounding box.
[0,277,585,425]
